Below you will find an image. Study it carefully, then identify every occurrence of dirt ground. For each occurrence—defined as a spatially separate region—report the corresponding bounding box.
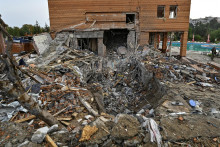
[172,46,220,64]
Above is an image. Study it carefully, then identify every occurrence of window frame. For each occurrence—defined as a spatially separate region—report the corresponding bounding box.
[157,5,165,18]
[169,5,178,19]
[126,13,136,24]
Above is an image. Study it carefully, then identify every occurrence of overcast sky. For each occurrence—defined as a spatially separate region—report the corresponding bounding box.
[0,0,220,27]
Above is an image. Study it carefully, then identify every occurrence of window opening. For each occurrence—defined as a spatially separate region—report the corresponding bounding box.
[157,6,165,18]
[169,6,178,18]
[126,14,135,24]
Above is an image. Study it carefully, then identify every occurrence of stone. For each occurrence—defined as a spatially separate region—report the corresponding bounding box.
[18,140,30,147]
[48,124,59,133]
[181,70,190,77]
[33,33,52,55]
[90,118,110,144]
[124,137,142,146]
[31,126,49,144]
[102,139,113,147]
[5,142,12,147]
[112,114,140,139]
[117,46,127,56]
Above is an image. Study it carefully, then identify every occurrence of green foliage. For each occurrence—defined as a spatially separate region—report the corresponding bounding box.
[194,35,202,41]
[188,18,220,42]
[188,27,193,40]
[210,28,220,43]
[6,21,50,37]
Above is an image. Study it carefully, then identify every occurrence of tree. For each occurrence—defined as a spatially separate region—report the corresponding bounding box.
[20,24,31,36]
[210,28,220,43]
[13,27,20,37]
[33,21,42,34]
[6,22,50,37]
[43,23,50,33]
[6,27,14,36]
[194,34,202,41]
[188,27,193,40]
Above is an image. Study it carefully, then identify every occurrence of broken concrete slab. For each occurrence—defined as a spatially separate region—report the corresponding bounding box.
[33,33,52,55]
[112,114,140,139]
[31,126,49,144]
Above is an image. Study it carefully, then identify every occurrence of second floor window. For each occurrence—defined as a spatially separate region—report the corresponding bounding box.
[157,6,165,18]
[169,6,178,18]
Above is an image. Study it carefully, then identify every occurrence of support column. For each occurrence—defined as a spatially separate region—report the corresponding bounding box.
[154,33,160,49]
[127,31,136,49]
[162,32,168,53]
[0,31,5,54]
[139,32,149,46]
[180,31,188,57]
[98,38,106,57]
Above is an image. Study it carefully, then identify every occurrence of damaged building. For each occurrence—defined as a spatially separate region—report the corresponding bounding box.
[1,1,220,147]
[0,15,8,54]
[48,0,191,57]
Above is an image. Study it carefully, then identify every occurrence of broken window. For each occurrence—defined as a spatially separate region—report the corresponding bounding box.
[77,38,98,53]
[78,38,89,50]
[169,6,178,18]
[157,6,165,18]
[126,14,135,24]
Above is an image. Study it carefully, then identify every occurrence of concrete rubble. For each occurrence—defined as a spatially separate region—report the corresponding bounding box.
[0,32,220,146]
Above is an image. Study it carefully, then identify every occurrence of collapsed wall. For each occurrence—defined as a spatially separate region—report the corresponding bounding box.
[32,32,165,114]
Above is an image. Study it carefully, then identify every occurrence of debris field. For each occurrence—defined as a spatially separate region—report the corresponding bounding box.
[0,32,220,147]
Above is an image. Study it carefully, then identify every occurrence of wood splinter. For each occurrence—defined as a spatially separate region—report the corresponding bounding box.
[45,134,58,147]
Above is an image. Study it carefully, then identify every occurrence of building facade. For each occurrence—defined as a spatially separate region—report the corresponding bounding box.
[48,0,191,56]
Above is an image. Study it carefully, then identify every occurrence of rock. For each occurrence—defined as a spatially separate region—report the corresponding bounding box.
[72,112,78,118]
[112,114,140,139]
[18,140,30,147]
[33,33,52,56]
[102,139,113,147]
[124,137,142,146]
[181,70,190,77]
[5,142,12,147]
[82,120,89,126]
[27,142,42,147]
[48,124,59,133]
[117,46,127,56]
[85,115,93,120]
[31,126,49,144]
[91,118,110,144]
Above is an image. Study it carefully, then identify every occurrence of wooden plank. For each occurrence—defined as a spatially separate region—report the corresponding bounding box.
[45,135,58,147]
[57,117,72,121]
[15,115,36,123]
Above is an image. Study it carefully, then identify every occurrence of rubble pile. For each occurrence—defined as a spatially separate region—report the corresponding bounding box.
[0,33,220,146]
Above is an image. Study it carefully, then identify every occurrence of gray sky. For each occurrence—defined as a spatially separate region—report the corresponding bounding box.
[0,0,220,27]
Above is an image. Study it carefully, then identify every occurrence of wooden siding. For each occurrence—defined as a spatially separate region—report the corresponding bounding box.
[48,0,191,46]
[48,0,191,32]
[86,13,126,22]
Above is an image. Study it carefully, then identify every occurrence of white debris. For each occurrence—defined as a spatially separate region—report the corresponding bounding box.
[142,118,162,147]
[48,124,59,133]
[31,126,49,144]
[85,115,93,120]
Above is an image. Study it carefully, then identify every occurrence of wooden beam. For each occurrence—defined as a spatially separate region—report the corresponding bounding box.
[45,135,58,147]
[162,32,168,53]
[180,31,188,57]
[15,115,36,123]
